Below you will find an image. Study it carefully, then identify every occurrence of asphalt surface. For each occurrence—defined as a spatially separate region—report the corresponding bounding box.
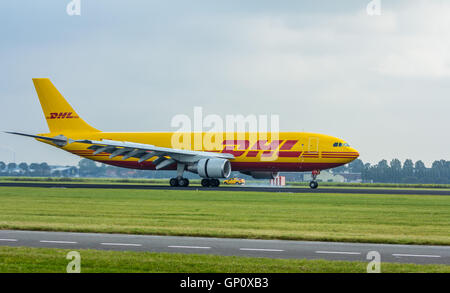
[0,230,449,265]
[1,182,450,195]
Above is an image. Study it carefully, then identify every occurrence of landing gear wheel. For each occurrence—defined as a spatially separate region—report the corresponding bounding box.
[210,179,220,187]
[170,178,179,187]
[178,178,189,187]
[309,170,320,189]
[201,178,220,187]
[309,181,318,189]
[201,179,211,187]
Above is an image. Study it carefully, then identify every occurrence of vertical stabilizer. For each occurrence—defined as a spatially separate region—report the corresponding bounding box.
[32,78,99,133]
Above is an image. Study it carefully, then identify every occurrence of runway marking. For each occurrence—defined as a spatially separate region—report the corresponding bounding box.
[168,245,211,249]
[315,251,361,255]
[392,253,441,258]
[0,239,18,242]
[40,240,78,244]
[100,243,142,247]
[240,248,285,252]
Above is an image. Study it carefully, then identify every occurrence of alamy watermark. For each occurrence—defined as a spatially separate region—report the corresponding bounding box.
[66,251,81,273]
[366,251,381,273]
[366,0,381,16]
[170,107,281,161]
[66,0,81,16]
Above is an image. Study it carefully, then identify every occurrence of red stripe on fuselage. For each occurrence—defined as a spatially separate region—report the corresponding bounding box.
[278,151,302,157]
[246,151,259,157]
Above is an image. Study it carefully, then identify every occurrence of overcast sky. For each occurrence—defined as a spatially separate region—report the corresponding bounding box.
[0,0,449,167]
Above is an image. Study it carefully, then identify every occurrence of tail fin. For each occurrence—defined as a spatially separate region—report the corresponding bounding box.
[32,78,99,133]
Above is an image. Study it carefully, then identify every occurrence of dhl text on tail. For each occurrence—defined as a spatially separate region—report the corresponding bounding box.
[7,79,359,189]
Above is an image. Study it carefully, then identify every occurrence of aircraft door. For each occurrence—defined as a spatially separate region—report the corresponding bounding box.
[308,137,319,153]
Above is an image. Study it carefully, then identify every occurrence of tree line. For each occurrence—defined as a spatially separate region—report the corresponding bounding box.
[0,161,79,177]
[333,159,450,184]
[0,159,184,179]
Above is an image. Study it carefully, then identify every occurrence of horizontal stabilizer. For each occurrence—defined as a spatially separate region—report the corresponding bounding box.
[5,131,69,147]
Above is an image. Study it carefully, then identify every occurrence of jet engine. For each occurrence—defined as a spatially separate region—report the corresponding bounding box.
[190,158,232,178]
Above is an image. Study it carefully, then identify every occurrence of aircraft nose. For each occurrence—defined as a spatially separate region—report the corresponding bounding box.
[350,147,359,160]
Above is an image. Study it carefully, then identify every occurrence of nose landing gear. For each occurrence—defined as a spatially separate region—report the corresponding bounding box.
[309,170,320,189]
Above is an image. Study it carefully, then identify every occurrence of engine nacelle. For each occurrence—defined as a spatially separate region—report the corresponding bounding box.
[195,158,231,179]
[242,171,279,179]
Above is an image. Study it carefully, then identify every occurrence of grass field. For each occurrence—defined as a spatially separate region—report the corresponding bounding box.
[0,246,448,273]
[0,187,449,245]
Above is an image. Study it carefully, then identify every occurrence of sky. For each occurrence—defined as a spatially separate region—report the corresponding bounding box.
[0,0,449,167]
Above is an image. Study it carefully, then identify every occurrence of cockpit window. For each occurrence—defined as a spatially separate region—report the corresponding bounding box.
[333,142,349,147]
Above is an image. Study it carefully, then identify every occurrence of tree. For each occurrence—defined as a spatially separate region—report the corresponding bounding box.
[375,159,389,182]
[348,159,364,173]
[7,163,17,173]
[402,159,414,182]
[361,162,372,182]
[0,161,5,173]
[18,162,29,174]
[431,160,448,184]
[390,159,402,183]
[29,163,41,176]
[39,162,51,176]
[78,159,99,177]
[414,160,427,182]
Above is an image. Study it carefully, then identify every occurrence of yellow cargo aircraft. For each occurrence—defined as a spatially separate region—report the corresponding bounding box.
[7,79,359,188]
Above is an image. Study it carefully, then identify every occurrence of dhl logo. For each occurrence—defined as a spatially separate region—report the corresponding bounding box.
[46,112,79,119]
[221,139,302,158]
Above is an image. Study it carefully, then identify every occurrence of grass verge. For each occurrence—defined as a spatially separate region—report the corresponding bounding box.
[0,246,448,273]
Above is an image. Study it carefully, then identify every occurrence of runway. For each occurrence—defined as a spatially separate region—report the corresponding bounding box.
[1,182,450,195]
[0,230,449,265]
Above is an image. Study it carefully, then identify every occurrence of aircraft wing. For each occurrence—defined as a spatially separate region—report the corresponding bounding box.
[74,138,234,169]
[5,131,234,169]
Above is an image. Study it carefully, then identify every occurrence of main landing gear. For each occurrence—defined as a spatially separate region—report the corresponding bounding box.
[169,177,220,188]
[168,162,220,188]
[309,170,320,189]
[169,163,190,187]
[169,177,190,187]
[201,178,220,187]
